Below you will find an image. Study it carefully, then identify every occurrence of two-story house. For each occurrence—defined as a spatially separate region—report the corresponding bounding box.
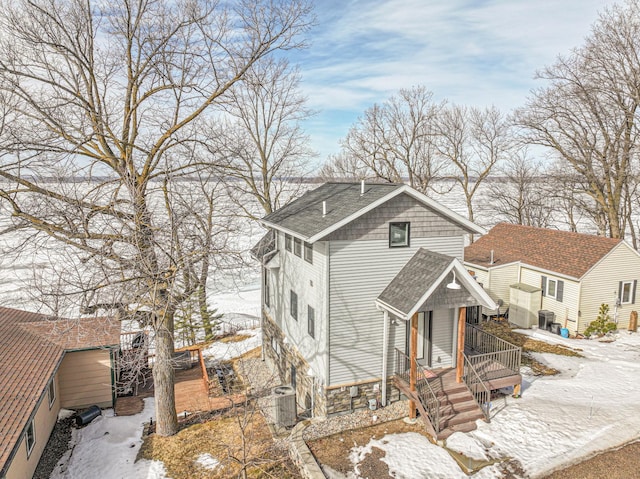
[253,182,520,438]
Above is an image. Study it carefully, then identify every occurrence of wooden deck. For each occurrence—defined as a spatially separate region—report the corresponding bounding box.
[115,360,245,417]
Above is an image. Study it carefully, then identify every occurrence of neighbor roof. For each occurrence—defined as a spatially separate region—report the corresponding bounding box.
[464,223,623,279]
[0,307,120,475]
[376,248,496,319]
[261,182,484,242]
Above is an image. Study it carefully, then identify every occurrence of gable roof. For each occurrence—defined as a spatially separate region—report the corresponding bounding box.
[376,248,497,320]
[0,307,120,475]
[261,182,484,242]
[464,223,623,279]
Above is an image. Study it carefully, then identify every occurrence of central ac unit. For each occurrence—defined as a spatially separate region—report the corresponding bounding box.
[273,385,296,427]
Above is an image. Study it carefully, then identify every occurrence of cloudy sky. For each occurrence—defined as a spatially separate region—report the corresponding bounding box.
[291,0,619,165]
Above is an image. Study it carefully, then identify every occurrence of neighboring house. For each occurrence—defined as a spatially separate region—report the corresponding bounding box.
[464,223,640,334]
[0,307,120,479]
[253,182,521,438]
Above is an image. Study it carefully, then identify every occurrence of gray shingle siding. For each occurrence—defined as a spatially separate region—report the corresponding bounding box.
[325,193,468,241]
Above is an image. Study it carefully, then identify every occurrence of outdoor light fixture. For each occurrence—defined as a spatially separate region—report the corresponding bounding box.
[446,271,461,290]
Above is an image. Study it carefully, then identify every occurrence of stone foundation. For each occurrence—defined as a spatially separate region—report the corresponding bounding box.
[325,380,401,416]
[262,311,325,418]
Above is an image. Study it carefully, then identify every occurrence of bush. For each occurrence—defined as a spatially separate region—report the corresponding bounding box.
[584,303,617,337]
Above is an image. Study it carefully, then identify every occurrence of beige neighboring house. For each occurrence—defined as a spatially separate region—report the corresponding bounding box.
[464,223,640,334]
[0,307,120,479]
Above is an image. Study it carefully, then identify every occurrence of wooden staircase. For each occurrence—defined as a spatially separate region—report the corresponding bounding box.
[432,369,486,439]
[393,368,486,440]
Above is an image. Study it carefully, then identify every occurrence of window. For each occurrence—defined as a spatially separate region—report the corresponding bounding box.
[285,234,292,252]
[307,306,315,338]
[541,276,564,302]
[290,290,298,320]
[389,222,410,248]
[25,420,35,457]
[304,242,313,264]
[619,280,637,304]
[294,238,302,257]
[263,268,270,308]
[48,380,56,408]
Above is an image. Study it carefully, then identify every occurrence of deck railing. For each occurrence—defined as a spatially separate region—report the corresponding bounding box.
[394,348,440,433]
[465,324,521,378]
[462,353,491,422]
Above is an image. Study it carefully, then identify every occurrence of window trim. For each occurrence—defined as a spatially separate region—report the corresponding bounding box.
[547,278,557,299]
[307,305,315,338]
[304,242,313,264]
[48,379,56,409]
[293,238,302,257]
[290,290,298,321]
[620,280,635,304]
[263,268,270,308]
[389,222,410,248]
[285,234,292,252]
[25,420,36,457]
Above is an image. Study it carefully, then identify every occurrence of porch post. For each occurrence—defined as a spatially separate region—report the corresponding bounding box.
[381,310,389,407]
[409,312,418,420]
[456,307,467,383]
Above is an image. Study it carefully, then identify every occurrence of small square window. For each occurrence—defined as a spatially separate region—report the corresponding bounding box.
[290,290,298,320]
[294,238,302,257]
[285,234,292,252]
[304,242,313,264]
[48,380,56,408]
[308,306,315,338]
[389,222,410,248]
[25,420,35,457]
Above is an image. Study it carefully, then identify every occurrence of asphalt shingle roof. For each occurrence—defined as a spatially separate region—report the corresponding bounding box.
[262,182,402,239]
[0,307,120,474]
[464,223,622,279]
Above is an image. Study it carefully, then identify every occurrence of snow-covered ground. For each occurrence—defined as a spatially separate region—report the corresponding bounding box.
[340,328,640,479]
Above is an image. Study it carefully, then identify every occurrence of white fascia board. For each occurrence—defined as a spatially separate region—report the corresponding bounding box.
[259,220,310,242]
[406,259,498,317]
[581,241,637,281]
[308,184,484,243]
[374,299,410,321]
[464,260,520,272]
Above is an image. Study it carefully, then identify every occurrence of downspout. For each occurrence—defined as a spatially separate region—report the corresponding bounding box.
[381,309,390,407]
[260,261,265,362]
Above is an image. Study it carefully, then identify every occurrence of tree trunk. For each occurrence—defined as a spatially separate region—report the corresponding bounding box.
[153,314,178,436]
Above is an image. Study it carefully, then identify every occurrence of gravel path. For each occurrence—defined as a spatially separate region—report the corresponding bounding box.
[543,440,640,479]
[33,417,73,479]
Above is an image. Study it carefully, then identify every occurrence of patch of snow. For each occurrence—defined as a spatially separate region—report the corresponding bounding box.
[57,408,76,420]
[202,328,261,363]
[195,453,220,471]
[446,432,490,462]
[50,398,168,479]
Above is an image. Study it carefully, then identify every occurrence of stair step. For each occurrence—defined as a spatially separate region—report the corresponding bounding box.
[439,409,485,429]
[439,401,480,417]
[438,421,479,439]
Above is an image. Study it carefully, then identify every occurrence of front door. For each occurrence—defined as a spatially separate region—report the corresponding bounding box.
[406,311,433,367]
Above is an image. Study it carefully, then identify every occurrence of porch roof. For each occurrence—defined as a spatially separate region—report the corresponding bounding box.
[375,248,497,320]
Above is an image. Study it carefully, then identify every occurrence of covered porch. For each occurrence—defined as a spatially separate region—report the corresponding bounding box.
[375,249,522,439]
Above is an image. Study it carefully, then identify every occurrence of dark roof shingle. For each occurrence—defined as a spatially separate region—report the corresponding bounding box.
[464,223,622,279]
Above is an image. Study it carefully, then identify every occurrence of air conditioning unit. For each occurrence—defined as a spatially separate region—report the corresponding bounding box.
[273,385,296,427]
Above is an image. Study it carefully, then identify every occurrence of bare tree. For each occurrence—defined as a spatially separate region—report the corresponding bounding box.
[516,0,640,239]
[329,86,445,192]
[435,104,511,237]
[0,0,311,436]
[208,57,315,219]
[487,150,554,227]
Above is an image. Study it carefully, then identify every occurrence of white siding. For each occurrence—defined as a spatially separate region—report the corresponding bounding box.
[580,243,640,332]
[329,236,464,386]
[465,263,519,316]
[430,308,453,368]
[519,268,580,331]
[267,232,329,383]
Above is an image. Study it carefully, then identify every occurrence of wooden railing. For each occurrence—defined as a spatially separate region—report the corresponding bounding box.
[394,348,440,433]
[462,353,491,422]
[465,324,521,378]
